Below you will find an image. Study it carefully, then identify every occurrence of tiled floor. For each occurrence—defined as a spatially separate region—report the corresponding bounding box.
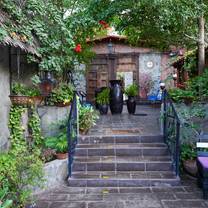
[35,176,208,208]
[35,105,208,208]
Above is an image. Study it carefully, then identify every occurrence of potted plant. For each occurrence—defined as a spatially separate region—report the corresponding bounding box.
[124,84,138,114]
[96,88,110,115]
[45,132,68,159]
[181,143,197,177]
[79,104,99,134]
[49,83,74,106]
[10,82,43,106]
[10,83,33,106]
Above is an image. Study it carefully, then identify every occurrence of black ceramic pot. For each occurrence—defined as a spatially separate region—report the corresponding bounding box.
[99,104,108,115]
[109,80,123,114]
[127,96,136,114]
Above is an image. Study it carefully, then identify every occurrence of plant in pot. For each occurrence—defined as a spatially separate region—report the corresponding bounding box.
[96,88,110,115]
[79,104,99,134]
[45,132,68,159]
[49,83,74,106]
[10,82,42,106]
[124,84,138,114]
[181,143,197,177]
[10,82,33,106]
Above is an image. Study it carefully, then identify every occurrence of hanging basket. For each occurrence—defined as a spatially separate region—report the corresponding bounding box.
[9,95,33,106]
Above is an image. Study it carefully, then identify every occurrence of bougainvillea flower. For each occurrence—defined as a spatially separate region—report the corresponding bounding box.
[74,44,82,53]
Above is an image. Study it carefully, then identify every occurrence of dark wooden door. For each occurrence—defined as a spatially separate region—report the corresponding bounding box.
[86,56,109,102]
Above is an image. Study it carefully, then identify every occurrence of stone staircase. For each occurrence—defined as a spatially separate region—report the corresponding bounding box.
[68,135,180,187]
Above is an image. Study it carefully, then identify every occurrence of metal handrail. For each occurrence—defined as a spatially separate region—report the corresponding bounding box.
[67,92,79,177]
[163,89,181,177]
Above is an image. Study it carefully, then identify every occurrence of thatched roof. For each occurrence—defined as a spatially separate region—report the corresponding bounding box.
[0,10,40,56]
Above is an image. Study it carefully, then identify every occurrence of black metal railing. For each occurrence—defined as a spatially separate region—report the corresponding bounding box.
[67,92,79,177]
[163,89,181,177]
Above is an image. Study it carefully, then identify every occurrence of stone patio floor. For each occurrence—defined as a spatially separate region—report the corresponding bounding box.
[87,105,161,136]
[35,105,208,208]
[35,175,208,208]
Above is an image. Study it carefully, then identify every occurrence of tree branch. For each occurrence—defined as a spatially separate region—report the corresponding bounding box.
[184,34,199,43]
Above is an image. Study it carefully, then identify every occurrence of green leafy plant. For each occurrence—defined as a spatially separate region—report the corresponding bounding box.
[79,104,99,134]
[96,88,110,105]
[5,106,44,207]
[180,143,197,162]
[28,107,44,147]
[49,83,74,105]
[124,84,138,97]
[45,132,68,153]
[11,82,40,97]
[0,179,13,208]
[168,88,195,103]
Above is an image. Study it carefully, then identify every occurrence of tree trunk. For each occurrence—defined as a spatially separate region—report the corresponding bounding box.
[198,16,205,75]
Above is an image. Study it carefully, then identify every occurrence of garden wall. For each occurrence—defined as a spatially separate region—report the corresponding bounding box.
[0,45,11,151]
[37,105,71,137]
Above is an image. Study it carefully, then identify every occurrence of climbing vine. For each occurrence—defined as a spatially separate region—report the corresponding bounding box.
[28,107,44,147]
[0,105,44,207]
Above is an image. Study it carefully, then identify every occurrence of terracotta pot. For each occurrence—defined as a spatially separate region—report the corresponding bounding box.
[9,95,33,106]
[183,159,198,177]
[56,152,68,160]
[32,96,44,106]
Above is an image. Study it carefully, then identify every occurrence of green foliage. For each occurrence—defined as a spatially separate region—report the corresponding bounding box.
[1,0,100,72]
[49,83,74,105]
[96,88,110,105]
[28,107,44,147]
[124,84,138,97]
[186,68,208,100]
[45,133,67,153]
[0,179,13,208]
[180,144,197,162]
[168,88,195,103]
[11,82,40,97]
[4,106,44,207]
[169,69,208,102]
[79,104,99,134]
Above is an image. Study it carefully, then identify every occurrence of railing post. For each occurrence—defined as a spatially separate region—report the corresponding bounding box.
[163,89,167,143]
[175,121,180,177]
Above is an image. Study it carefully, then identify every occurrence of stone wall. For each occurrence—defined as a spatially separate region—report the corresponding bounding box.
[37,106,71,137]
[0,45,11,151]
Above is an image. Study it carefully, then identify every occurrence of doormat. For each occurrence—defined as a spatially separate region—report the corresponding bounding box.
[133,113,147,116]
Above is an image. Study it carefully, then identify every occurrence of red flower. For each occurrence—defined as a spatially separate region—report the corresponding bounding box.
[99,20,109,29]
[74,44,82,53]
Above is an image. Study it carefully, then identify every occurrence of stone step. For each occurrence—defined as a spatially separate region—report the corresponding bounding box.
[75,144,169,157]
[73,156,172,163]
[78,135,164,144]
[68,171,180,187]
[76,143,166,148]
[72,161,172,172]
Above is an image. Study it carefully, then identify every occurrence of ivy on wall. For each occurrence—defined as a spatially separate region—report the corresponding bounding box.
[0,105,44,207]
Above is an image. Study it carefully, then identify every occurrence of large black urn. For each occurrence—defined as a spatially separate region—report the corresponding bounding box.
[109,80,123,114]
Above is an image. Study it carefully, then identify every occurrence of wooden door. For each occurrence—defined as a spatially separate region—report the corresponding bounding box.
[86,56,109,102]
